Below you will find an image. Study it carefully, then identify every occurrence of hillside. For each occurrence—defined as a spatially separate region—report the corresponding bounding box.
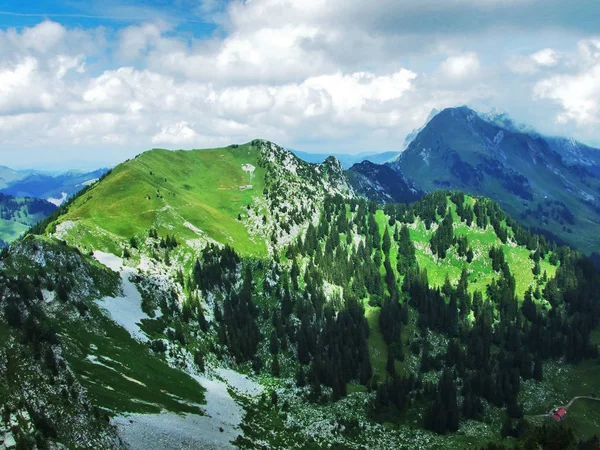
[480,110,600,176]
[0,237,124,448]
[46,140,352,257]
[388,106,600,253]
[3,142,598,449]
[0,193,56,246]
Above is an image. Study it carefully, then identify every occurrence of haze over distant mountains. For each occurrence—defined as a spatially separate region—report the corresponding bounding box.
[0,167,110,245]
[289,149,400,169]
[0,167,109,205]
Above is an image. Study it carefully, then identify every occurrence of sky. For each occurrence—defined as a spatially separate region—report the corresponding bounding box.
[0,0,599,169]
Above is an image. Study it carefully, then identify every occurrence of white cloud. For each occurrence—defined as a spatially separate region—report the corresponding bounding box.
[534,65,600,126]
[2,4,600,168]
[152,122,200,145]
[530,48,558,66]
[533,38,600,127]
[20,20,67,53]
[508,47,561,74]
[117,22,169,60]
[439,53,480,78]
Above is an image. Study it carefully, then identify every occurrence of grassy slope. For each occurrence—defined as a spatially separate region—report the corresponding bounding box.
[406,199,555,300]
[0,236,206,417]
[361,196,556,387]
[356,197,589,447]
[59,305,206,415]
[54,145,268,256]
[0,197,53,243]
[0,219,29,242]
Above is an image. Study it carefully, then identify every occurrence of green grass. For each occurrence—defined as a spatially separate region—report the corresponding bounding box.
[401,202,554,300]
[55,145,268,256]
[365,306,388,380]
[59,304,206,415]
[0,218,29,243]
[520,358,600,440]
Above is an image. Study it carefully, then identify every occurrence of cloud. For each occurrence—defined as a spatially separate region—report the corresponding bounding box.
[117,22,168,60]
[2,2,600,168]
[533,38,600,127]
[534,65,600,126]
[152,122,200,145]
[439,53,480,78]
[530,48,558,66]
[508,47,561,74]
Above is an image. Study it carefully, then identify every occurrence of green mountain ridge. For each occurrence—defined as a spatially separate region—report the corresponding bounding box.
[43,140,352,257]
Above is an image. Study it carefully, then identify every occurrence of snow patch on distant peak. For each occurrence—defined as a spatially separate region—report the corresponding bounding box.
[420,148,431,166]
[81,178,99,187]
[47,192,68,206]
[493,130,504,145]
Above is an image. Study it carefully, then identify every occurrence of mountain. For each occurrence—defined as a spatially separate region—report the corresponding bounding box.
[3,140,600,449]
[291,149,400,168]
[0,168,109,205]
[401,108,440,151]
[0,193,57,246]
[388,106,600,253]
[480,109,600,176]
[0,238,125,448]
[44,140,352,257]
[346,160,424,203]
[544,137,600,177]
[0,166,25,189]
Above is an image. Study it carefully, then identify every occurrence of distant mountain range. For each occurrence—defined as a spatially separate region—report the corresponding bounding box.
[0,167,109,205]
[348,106,600,254]
[0,166,109,245]
[290,149,400,169]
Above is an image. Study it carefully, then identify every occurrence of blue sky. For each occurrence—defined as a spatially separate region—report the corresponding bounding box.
[0,0,599,169]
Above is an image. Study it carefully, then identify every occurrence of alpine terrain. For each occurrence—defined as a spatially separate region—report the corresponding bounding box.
[1,139,600,450]
[372,106,600,254]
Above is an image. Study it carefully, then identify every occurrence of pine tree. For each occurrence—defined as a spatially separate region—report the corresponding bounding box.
[533,355,543,381]
[382,226,392,256]
[271,354,281,377]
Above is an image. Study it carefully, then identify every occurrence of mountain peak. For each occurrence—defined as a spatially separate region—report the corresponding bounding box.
[389,104,600,252]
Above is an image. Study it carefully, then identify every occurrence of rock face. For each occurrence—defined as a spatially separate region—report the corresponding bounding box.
[246,140,355,252]
[347,160,424,204]
[0,238,123,449]
[3,432,16,449]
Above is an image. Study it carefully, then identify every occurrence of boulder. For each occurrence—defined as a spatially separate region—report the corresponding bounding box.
[4,432,16,449]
